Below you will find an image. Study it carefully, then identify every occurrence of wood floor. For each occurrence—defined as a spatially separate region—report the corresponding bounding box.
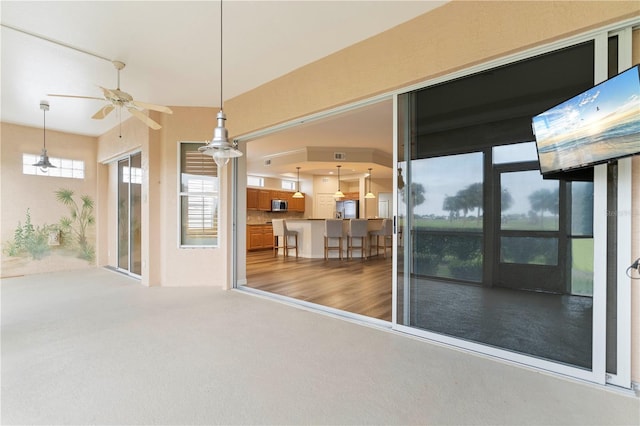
[245,249,392,321]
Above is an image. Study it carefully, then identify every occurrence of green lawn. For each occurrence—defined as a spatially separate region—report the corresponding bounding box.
[571,238,594,296]
[414,216,559,231]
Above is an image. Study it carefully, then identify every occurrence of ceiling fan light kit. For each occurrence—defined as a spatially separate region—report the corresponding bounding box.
[33,100,56,171]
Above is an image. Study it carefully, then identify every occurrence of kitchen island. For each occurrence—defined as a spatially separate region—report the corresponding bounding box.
[280,219,383,259]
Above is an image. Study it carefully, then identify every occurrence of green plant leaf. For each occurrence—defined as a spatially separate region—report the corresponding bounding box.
[55,188,75,205]
[81,195,94,210]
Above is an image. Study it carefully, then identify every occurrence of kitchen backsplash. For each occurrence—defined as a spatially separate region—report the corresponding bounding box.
[247,210,305,224]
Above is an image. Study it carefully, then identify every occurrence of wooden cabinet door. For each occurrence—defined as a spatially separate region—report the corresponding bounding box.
[247,225,274,250]
[247,188,259,210]
[263,225,273,248]
[344,192,359,200]
[272,191,287,201]
[248,231,263,249]
[258,190,272,211]
[290,194,305,212]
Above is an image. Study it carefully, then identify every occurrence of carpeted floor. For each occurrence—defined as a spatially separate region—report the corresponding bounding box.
[2,268,638,425]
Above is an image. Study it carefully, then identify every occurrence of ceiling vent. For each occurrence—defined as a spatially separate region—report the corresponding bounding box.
[264,159,272,166]
[334,152,346,160]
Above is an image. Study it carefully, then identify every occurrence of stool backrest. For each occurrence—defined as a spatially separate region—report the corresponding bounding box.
[272,219,285,236]
[325,219,344,237]
[349,219,369,237]
[381,218,393,235]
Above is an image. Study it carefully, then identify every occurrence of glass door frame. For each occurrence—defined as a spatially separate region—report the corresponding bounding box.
[116,152,142,279]
[391,23,635,387]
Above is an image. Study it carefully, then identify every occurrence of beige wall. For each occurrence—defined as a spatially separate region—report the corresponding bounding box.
[97,108,223,287]
[363,178,393,219]
[225,1,639,137]
[1,123,98,276]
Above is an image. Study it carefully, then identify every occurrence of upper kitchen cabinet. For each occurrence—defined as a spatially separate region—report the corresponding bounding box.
[247,188,272,211]
[247,188,304,212]
[258,190,272,211]
[289,193,305,212]
[247,188,259,210]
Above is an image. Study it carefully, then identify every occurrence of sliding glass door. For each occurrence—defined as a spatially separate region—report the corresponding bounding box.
[395,39,605,378]
[117,153,142,276]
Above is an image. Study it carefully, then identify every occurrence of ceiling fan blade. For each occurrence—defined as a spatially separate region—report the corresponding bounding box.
[91,105,115,119]
[99,86,116,98]
[48,94,104,101]
[132,100,173,114]
[128,107,162,130]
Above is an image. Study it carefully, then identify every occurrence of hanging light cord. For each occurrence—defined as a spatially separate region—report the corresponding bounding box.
[42,107,46,150]
[219,0,223,111]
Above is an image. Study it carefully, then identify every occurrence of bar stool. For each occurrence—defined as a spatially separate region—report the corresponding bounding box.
[347,219,369,259]
[272,219,298,258]
[369,218,393,258]
[324,219,344,260]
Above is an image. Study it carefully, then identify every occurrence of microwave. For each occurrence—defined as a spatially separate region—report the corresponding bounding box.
[271,199,288,212]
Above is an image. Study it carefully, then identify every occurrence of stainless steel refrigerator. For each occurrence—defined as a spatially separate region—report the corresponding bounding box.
[335,200,359,219]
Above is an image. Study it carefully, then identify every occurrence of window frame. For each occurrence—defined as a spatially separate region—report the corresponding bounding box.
[22,153,85,179]
[281,180,296,191]
[178,142,220,248]
[247,175,264,187]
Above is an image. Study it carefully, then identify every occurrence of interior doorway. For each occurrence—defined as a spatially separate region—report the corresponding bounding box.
[239,99,394,322]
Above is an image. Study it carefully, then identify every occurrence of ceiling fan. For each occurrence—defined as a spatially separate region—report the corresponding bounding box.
[48,60,173,130]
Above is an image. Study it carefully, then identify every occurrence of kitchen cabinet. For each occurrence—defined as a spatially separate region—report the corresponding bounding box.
[247,188,259,210]
[289,193,305,212]
[343,192,359,200]
[246,188,304,212]
[258,190,272,211]
[247,224,273,250]
[271,191,289,201]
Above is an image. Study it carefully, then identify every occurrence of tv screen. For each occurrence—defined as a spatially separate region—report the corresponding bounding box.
[532,65,640,175]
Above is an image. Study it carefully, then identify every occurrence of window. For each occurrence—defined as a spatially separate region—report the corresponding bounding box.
[22,153,85,179]
[179,143,218,247]
[247,176,264,187]
[281,180,296,190]
[122,166,142,184]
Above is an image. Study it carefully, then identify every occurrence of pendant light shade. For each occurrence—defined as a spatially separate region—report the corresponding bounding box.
[33,100,56,172]
[198,0,242,166]
[365,168,376,199]
[334,165,344,198]
[292,166,304,198]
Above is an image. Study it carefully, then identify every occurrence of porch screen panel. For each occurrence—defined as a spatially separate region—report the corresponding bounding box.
[397,41,597,369]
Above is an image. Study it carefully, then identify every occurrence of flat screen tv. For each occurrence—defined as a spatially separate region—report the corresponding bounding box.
[532,64,640,175]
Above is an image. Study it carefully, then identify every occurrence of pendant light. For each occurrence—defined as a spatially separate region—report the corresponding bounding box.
[198,0,243,168]
[292,166,304,198]
[33,100,56,172]
[334,165,344,198]
[365,168,376,199]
